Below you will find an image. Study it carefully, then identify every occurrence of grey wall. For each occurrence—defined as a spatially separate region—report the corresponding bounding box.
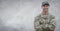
[0,0,60,31]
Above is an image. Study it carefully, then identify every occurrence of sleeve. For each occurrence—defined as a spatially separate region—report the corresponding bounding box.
[48,16,56,30]
[34,16,42,31]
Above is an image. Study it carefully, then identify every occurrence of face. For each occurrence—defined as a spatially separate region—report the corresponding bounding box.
[42,5,49,12]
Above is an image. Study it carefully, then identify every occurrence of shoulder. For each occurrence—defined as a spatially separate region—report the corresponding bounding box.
[49,14,55,19]
[35,14,41,19]
[34,14,41,22]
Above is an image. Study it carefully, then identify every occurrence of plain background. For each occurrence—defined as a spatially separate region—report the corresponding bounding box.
[0,0,60,31]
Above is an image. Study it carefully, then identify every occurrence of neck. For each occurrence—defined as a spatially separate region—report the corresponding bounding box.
[42,11,48,15]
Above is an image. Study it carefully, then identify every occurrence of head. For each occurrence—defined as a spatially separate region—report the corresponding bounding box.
[41,1,50,15]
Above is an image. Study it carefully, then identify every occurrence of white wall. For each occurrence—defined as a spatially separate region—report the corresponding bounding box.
[0,0,60,31]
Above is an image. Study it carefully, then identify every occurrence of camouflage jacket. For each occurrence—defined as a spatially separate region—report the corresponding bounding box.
[34,13,56,31]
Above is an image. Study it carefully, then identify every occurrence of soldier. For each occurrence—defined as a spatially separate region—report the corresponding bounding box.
[34,1,56,31]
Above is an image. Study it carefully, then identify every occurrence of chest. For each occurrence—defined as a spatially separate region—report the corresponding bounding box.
[39,16,51,24]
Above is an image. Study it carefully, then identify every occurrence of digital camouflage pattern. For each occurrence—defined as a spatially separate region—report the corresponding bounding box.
[34,13,56,31]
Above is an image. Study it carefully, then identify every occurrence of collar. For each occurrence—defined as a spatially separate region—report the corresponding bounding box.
[40,13,50,18]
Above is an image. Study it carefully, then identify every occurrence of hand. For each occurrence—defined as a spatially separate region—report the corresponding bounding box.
[42,24,48,29]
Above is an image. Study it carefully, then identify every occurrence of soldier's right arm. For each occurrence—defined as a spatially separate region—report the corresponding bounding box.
[34,16,42,31]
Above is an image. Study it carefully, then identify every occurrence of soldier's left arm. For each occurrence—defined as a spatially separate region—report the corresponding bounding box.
[48,15,56,30]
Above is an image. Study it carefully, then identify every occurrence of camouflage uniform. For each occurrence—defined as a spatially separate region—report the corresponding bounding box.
[34,13,56,31]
